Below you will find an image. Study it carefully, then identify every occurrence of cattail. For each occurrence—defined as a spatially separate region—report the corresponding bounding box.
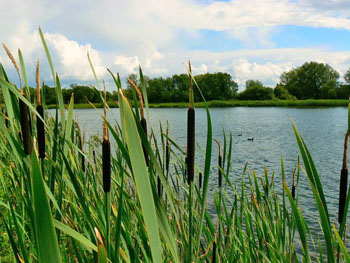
[127,78,149,166]
[187,61,195,185]
[3,44,32,154]
[157,176,162,198]
[199,172,202,189]
[214,139,222,188]
[102,84,111,193]
[292,167,296,200]
[36,60,45,159]
[19,99,32,155]
[76,123,85,172]
[165,123,170,172]
[211,240,217,263]
[338,131,348,224]
[93,150,96,165]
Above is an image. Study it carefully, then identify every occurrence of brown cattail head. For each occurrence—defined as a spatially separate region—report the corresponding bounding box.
[2,44,22,90]
[187,107,195,184]
[140,118,149,166]
[157,176,162,198]
[339,130,349,224]
[102,139,111,193]
[93,149,96,165]
[19,100,32,155]
[36,104,45,159]
[214,139,222,188]
[199,172,202,189]
[77,123,85,172]
[292,167,297,200]
[211,240,217,263]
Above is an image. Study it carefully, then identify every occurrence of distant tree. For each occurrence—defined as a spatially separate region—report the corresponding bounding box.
[126,73,139,90]
[274,84,295,100]
[194,72,238,101]
[279,62,339,99]
[245,80,264,90]
[238,80,274,100]
[70,85,95,104]
[344,68,350,84]
[43,85,56,105]
[336,84,350,99]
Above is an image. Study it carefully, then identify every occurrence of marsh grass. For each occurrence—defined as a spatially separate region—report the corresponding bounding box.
[1,29,350,263]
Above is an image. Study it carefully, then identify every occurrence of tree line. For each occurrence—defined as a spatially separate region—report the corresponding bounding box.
[3,61,350,104]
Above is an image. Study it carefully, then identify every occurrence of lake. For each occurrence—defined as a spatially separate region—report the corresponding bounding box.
[58,106,348,232]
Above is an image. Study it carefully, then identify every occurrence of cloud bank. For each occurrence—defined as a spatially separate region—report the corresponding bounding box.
[0,0,349,89]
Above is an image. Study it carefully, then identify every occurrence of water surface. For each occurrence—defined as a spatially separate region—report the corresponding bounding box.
[60,107,348,232]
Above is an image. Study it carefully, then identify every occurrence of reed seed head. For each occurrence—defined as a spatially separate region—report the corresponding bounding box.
[2,44,22,90]
[127,78,144,119]
[36,60,41,105]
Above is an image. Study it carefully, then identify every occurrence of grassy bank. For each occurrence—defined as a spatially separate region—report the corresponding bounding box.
[46,99,349,109]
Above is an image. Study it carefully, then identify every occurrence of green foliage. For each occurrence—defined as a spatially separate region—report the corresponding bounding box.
[274,84,295,100]
[238,80,274,100]
[344,68,350,84]
[130,72,238,103]
[279,61,339,99]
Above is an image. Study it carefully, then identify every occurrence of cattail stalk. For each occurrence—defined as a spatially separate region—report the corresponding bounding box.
[214,139,222,188]
[102,85,111,193]
[127,78,149,166]
[187,62,195,184]
[292,167,296,200]
[102,83,111,255]
[214,139,223,255]
[187,61,195,263]
[166,123,170,172]
[36,60,45,159]
[338,131,348,224]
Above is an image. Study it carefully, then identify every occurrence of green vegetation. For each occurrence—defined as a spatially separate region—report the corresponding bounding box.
[2,30,350,263]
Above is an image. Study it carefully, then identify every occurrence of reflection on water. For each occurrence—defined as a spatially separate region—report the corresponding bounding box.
[50,106,348,233]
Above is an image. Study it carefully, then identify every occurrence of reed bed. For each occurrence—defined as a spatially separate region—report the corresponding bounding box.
[1,30,350,263]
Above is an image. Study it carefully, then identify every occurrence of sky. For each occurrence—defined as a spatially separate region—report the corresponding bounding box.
[0,0,350,90]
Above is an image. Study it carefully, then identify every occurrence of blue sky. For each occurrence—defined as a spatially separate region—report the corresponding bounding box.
[0,0,350,89]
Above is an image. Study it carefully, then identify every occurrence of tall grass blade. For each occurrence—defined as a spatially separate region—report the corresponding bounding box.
[119,91,162,262]
[31,145,61,263]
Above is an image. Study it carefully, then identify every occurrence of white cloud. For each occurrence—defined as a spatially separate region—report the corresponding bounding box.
[0,0,349,89]
[114,55,140,75]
